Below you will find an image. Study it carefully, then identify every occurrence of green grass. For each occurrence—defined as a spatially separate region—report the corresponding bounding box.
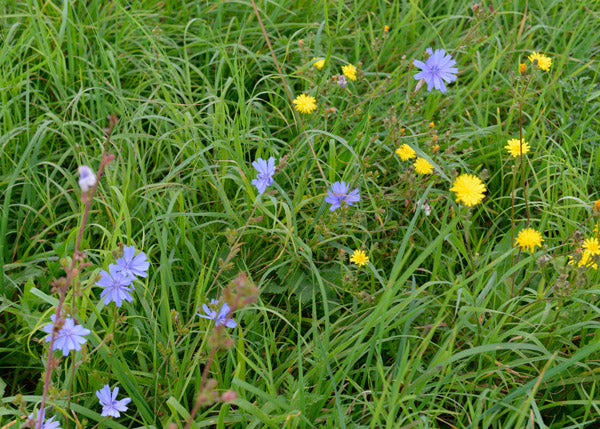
[2,0,600,427]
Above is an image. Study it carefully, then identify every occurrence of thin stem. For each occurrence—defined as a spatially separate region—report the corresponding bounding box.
[37,116,117,429]
[183,347,218,429]
[183,295,242,429]
[208,204,258,294]
[511,72,533,295]
[249,0,327,183]
[510,163,517,293]
[519,76,532,226]
[65,357,76,429]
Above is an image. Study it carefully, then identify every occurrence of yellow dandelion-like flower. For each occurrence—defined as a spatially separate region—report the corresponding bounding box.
[515,228,544,252]
[395,144,416,161]
[350,249,369,267]
[572,250,599,269]
[505,138,530,158]
[293,94,317,114]
[342,64,357,81]
[311,57,325,70]
[583,237,600,255]
[594,200,600,212]
[528,51,552,71]
[449,174,486,207]
[414,157,434,175]
[384,25,390,32]
[429,121,435,128]
[519,63,527,73]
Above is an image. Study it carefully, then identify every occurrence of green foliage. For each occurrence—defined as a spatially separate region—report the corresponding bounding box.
[1,0,600,427]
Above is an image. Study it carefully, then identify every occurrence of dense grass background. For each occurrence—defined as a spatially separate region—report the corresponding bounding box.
[2,0,600,427]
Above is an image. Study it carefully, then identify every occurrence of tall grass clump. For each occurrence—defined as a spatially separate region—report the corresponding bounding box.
[1,0,600,427]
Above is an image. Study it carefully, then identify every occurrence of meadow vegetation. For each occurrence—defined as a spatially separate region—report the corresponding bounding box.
[1,0,600,427]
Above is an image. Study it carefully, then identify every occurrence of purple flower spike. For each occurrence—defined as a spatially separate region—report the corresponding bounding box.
[96,264,134,307]
[251,157,276,195]
[413,48,458,93]
[337,75,347,89]
[96,385,131,418]
[114,245,149,280]
[198,299,237,328]
[43,314,91,356]
[325,181,360,212]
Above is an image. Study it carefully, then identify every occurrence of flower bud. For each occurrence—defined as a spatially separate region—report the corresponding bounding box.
[78,165,96,192]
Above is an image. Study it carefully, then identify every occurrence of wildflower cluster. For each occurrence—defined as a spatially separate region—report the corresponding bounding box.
[350,249,369,267]
[570,236,600,269]
[96,385,132,418]
[293,93,317,114]
[21,8,570,424]
[413,48,458,93]
[515,228,544,252]
[43,314,91,356]
[198,299,237,328]
[505,138,530,157]
[31,119,139,428]
[396,144,416,161]
[251,157,276,195]
[96,245,149,307]
[528,51,552,71]
[28,409,62,429]
[325,181,360,211]
[450,174,486,207]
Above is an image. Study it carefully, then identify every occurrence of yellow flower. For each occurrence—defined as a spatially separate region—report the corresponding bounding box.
[395,144,416,161]
[583,237,600,255]
[505,138,530,157]
[449,174,486,207]
[571,251,598,269]
[429,121,435,128]
[528,51,552,71]
[293,94,317,114]
[414,157,434,175]
[519,63,527,74]
[515,228,543,252]
[311,57,325,70]
[350,249,369,267]
[342,64,357,81]
[594,200,600,212]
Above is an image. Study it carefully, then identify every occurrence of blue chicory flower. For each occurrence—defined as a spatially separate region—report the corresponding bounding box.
[114,245,149,279]
[413,48,458,93]
[96,385,131,418]
[28,409,61,429]
[96,264,135,307]
[43,314,91,356]
[198,299,237,328]
[325,181,360,211]
[251,157,276,195]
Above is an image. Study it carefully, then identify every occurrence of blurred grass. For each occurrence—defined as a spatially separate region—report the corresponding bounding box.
[1,0,600,427]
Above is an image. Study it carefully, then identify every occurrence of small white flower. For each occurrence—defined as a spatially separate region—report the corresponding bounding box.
[420,199,432,216]
[78,165,96,192]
